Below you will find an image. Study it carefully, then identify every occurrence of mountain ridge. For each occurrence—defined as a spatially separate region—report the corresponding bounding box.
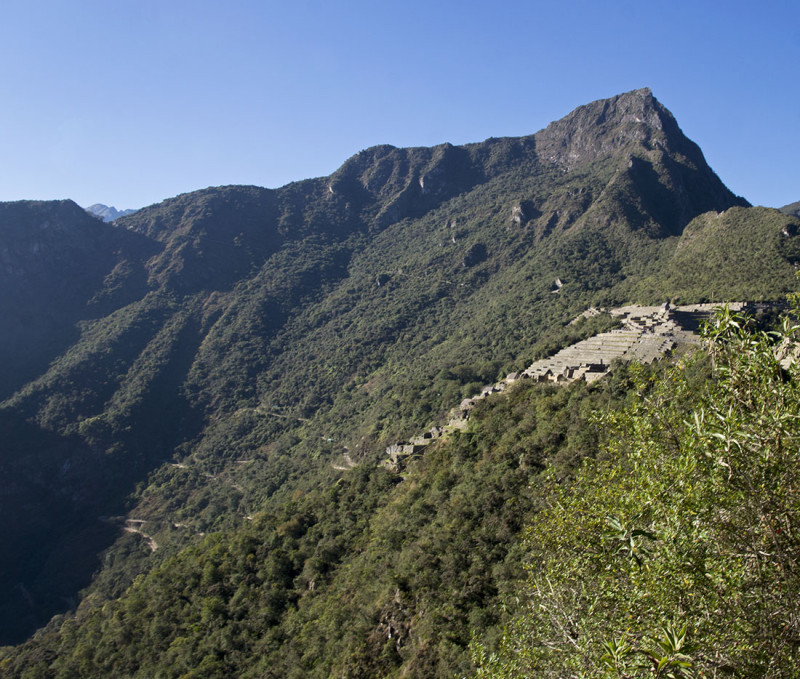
[780,199,800,218]
[115,88,745,246]
[0,89,796,672]
[85,204,138,222]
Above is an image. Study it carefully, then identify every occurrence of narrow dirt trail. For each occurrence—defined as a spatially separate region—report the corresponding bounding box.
[123,519,159,552]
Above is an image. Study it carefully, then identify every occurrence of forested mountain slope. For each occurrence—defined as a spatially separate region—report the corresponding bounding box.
[780,199,800,218]
[473,308,800,677]
[1,88,798,675]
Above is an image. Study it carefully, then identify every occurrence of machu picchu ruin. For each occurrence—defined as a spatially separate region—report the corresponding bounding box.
[381,302,752,472]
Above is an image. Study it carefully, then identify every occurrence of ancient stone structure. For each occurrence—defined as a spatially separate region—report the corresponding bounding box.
[381,302,750,471]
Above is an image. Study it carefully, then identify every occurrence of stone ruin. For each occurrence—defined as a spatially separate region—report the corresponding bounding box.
[381,302,750,472]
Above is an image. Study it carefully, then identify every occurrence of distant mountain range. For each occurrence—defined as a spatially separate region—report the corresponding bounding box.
[1,88,799,676]
[85,203,138,222]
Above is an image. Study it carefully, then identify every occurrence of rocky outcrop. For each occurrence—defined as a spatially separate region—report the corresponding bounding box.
[535,88,670,170]
[534,89,748,235]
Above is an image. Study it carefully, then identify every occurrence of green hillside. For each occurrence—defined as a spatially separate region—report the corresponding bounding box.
[1,88,799,676]
[780,200,800,218]
[473,308,800,677]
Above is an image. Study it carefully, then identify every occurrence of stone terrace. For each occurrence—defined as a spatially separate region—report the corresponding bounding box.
[381,302,747,472]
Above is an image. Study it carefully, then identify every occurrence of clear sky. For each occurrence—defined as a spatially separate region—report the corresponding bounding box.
[0,0,797,210]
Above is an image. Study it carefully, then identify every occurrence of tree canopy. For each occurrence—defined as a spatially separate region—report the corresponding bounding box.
[474,305,800,677]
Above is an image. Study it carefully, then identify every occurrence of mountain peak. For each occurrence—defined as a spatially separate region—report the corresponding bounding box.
[85,203,138,222]
[320,89,743,237]
[533,88,677,169]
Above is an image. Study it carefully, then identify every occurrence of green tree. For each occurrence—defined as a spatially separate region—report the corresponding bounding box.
[474,305,800,677]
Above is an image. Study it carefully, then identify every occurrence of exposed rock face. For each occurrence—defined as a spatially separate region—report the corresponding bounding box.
[328,142,484,229]
[535,88,672,168]
[534,88,749,235]
[510,200,540,226]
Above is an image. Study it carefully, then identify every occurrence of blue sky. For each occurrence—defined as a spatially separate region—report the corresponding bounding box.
[0,0,797,210]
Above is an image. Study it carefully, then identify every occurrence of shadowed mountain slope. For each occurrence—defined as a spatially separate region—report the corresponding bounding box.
[0,200,159,398]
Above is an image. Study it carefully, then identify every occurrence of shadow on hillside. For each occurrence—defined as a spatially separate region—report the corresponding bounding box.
[0,315,206,645]
[0,226,163,402]
[0,412,122,644]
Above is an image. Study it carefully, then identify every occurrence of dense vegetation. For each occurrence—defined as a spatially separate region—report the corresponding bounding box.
[473,306,800,676]
[1,362,642,677]
[1,88,800,675]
